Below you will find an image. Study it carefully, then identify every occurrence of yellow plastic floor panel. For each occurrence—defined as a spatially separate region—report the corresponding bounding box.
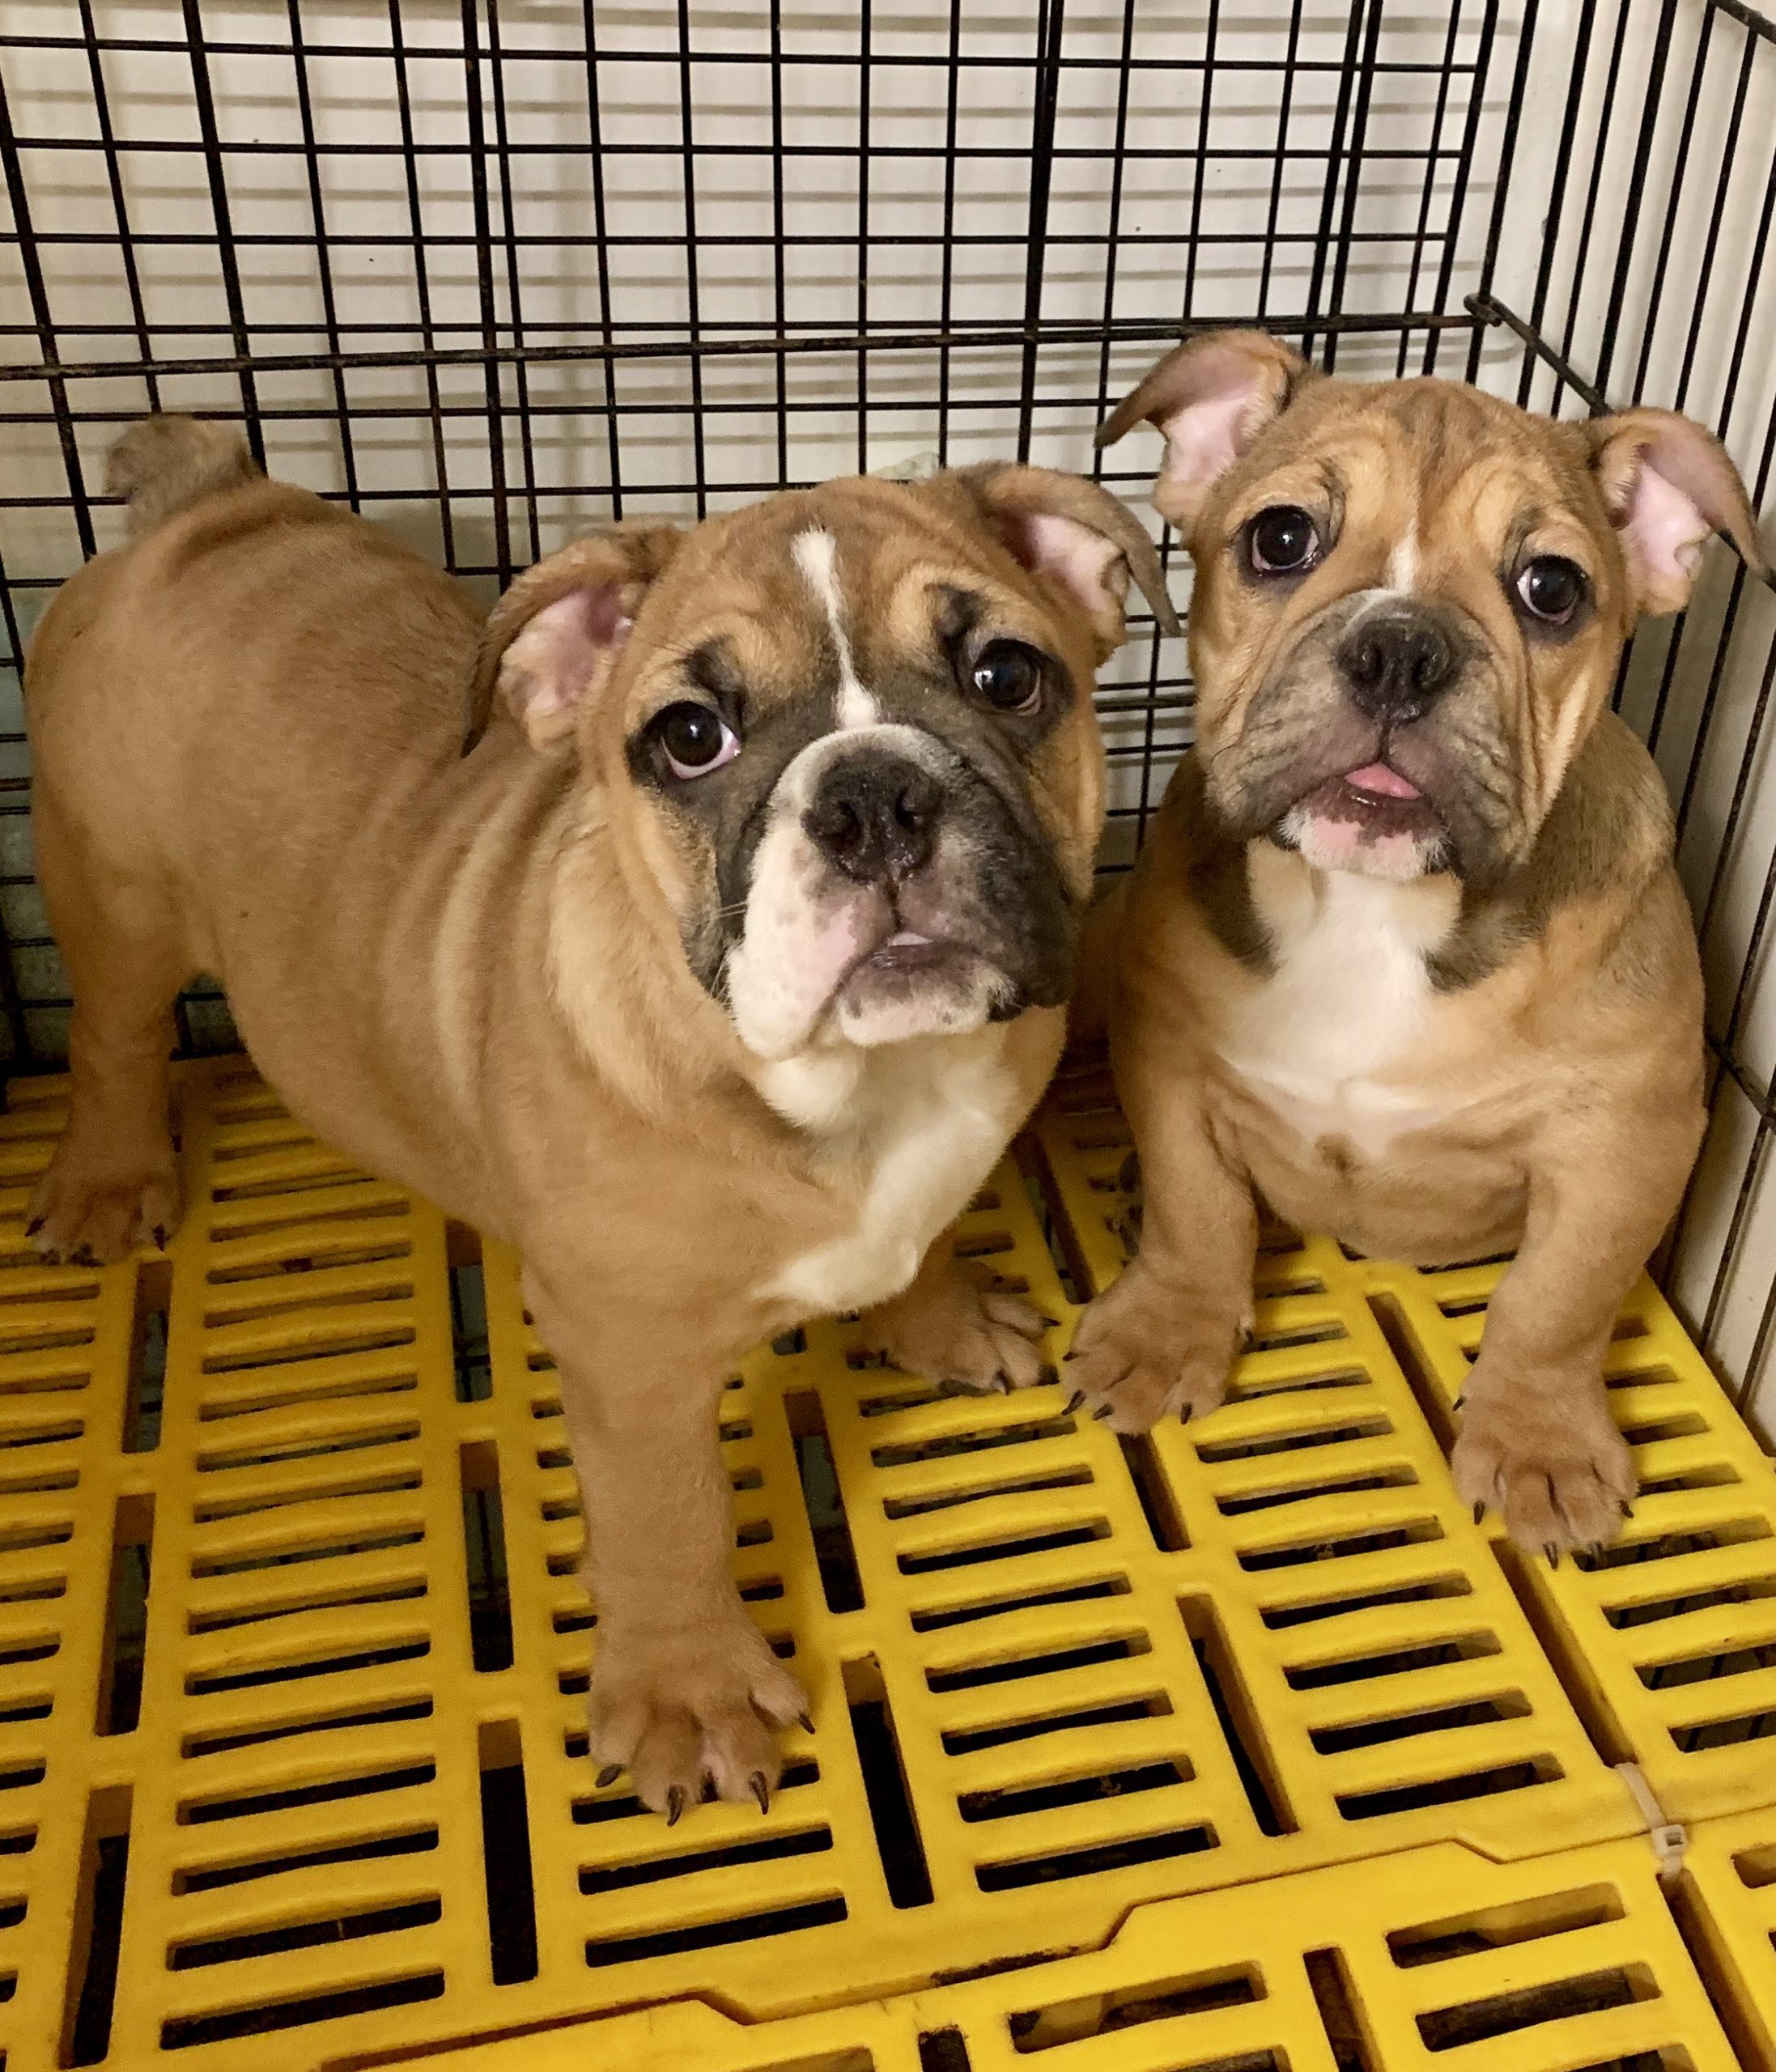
[0,1055,1763,2070]
[1678,1802,1776,2068]
[395,1837,1742,2070]
[1038,1061,1776,1831]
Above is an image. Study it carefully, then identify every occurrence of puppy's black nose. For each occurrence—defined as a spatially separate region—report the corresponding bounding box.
[1337,611,1459,724]
[805,754,945,884]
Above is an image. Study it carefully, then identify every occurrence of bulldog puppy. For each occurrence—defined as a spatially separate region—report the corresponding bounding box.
[1071,329,1761,1557]
[24,418,1175,1815]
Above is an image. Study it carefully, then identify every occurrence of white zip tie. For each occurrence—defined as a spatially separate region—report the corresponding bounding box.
[1617,1761,1689,1881]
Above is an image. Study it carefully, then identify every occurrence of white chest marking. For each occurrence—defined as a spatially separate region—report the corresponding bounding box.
[1222,872,1451,1157]
[792,526,879,730]
[766,1040,1018,1315]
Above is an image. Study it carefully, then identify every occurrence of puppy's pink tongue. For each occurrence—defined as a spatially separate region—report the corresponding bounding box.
[1345,761,1421,800]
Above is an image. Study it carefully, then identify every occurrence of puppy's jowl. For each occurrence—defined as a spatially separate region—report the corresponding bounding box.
[1073,329,1761,1556]
[24,420,1174,1815]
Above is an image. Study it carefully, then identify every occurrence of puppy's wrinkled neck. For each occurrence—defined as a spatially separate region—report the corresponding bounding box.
[545,789,741,1120]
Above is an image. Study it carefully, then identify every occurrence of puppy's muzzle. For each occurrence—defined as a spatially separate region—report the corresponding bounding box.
[1336,607,1461,727]
[805,752,945,886]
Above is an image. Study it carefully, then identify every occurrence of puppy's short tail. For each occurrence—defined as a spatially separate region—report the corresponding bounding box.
[105,416,261,539]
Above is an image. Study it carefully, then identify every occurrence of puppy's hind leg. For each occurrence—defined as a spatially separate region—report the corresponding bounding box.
[28,799,188,1264]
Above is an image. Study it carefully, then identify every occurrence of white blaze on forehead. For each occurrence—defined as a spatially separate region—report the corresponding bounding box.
[792,525,880,729]
[1386,512,1418,592]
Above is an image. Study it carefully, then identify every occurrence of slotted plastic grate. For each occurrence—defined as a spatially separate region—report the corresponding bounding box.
[371,1836,1744,2070]
[1679,1802,1776,2068]
[1039,1060,1776,1832]
[0,1056,1765,2070]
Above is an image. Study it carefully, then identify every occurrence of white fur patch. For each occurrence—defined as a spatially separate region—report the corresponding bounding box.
[793,526,877,729]
[1223,867,1455,1158]
[766,1030,1022,1314]
[1386,518,1418,592]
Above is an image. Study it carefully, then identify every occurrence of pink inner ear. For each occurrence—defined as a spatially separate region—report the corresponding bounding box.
[499,585,631,734]
[1620,452,1710,591]
[1017,511,1126,612]
[1160,381,1260,499]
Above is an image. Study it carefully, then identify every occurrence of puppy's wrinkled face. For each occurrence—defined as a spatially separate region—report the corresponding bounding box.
[621,486,1104,1056]
[1195,380,1640,889]
[1099,333,1761,891]
[472,469,1171,1064]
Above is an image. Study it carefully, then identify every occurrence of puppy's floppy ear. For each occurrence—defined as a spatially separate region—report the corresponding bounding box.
[1585,409,1765,618]
[1095,329,1311,537]
[465,522,682,754]
[942,462,1180,660]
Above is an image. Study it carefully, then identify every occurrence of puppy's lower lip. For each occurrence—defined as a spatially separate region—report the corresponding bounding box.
[1345,760,1421,800]
[864,933,950,970]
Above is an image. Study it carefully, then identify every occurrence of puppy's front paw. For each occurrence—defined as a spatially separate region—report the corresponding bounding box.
[28,1137,180,1265]
[1064,1263,1240,1433]
[859,1266,1054,1395]
[588,1612,809,1821]
[1454,1379,1635,1559]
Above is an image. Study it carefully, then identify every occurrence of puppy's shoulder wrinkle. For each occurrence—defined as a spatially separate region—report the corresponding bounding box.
[1427,711,1676,994]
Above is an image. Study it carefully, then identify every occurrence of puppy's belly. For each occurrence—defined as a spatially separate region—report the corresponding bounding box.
[1225,1081,1528,1265]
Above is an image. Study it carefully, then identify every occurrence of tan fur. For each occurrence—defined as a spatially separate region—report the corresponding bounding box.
[1072,333,1762,1556]
[24,427,1153,1816]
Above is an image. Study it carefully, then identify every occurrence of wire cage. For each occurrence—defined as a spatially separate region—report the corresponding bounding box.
[6,6,1776,1440]
[2,8,1776,2070]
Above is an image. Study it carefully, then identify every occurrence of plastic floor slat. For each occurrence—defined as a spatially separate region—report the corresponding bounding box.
[399,1837,1742,2070]
[0,1056,1761,2067]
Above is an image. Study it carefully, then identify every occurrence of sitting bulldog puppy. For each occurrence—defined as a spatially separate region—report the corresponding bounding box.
[1069,329,1761,1557]
[23,418,1175,1815]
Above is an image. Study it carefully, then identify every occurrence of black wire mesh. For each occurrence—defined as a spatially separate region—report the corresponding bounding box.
[2,0,1774,1414]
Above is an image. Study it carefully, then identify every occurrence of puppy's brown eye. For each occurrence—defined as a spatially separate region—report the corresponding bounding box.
[968,639,1043,715]
[653,702,739,779]
[1247,505,1320,576]
[1515,555,1587,626]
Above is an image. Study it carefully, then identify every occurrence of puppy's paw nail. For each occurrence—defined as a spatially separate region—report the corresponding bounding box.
[749,1773,771,1815]
[665,1785,686,1827]
[23,1217,42,1238]
[1035,1364,1058,1387]
[1063,1390,1085,1415]
[1620,1501,1635,1519]
[596,1764,623,1789]
[1472,1501,1486,1525]
[1091,1402,1115,1422]
[1038,1314,1061,1330]
[1544,1542,1561,1569]
[1061,1348,1081,1363]
[70,1245,96,1269]
[797,1711,814,1734]
[151,1225,168,1250]
[1453,1391,1468,1412]
[1178,1403,1193,1426]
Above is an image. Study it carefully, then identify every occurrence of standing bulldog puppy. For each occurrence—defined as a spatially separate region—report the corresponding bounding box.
[1073,329,1761,1557]
[24,419,1175,1815]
